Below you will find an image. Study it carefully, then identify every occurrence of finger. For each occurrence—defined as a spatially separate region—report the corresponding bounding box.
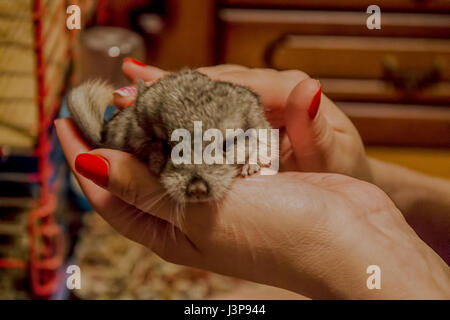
[316,93,358,134]
[54,118,110,200]
[54,118,150,223]
[72,147,181,227]
[113,81,156,109]
[54,119,197,258]
[197,64,248,78]
[113,85,137,109]
[284,79,335,171]
[118,62,309,127]
[122,57,168,82]
[113,59,168,109]
[210,68,350,132]
[211,69,310,127]
[115,64,247,108]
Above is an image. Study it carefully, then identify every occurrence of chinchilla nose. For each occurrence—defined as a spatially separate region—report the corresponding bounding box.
[186,177,209,199]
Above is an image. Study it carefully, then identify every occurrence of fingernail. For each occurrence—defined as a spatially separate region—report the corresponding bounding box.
[114,85,137,97]
[75,153,109,187]
[123,57,146,67]
[123,99,135,108]
[308,81,322,120]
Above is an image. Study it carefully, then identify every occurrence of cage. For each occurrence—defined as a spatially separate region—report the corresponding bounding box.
[0,0,95,298]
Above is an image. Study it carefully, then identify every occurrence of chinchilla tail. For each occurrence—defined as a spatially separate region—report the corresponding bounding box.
[67,80,114,146]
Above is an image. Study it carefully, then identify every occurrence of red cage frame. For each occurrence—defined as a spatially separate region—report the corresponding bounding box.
[0,0,80,298]
[29,0,65,298]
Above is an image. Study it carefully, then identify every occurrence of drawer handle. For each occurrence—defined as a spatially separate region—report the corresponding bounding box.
[382,55,445,91]
[264,35,446,91]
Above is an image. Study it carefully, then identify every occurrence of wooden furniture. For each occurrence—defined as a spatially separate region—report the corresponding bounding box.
[153,0,450,148]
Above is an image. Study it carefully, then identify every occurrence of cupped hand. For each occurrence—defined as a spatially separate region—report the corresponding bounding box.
[114,61,373,182]
[55,119,449,299]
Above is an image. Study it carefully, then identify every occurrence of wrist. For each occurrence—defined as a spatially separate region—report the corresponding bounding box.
[368,157,450,216]
[368,158,414,211]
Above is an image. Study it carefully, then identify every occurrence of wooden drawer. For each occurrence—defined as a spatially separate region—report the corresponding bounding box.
[321,78,450,105]
[219,9,450,66]
[220,0,450,12]
[269,36,450,80]
[269,35,450,104]
[219,9,450,104]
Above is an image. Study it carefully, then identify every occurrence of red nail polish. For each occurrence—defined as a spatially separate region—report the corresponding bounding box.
[308,82,322,120]
[114,85,137,97]
[75,153,109,187]
[123,57,146,67]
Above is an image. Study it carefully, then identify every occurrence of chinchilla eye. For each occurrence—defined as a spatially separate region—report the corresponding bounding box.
[160,139,172,156]
[223,136,238,153]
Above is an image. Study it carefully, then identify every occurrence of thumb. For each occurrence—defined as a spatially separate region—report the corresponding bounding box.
[55,119,196,260]
[285,79,335,171]
[122,57,168,82]
[72,149,211,264]
[113,58,168,109]
[74,148,178,227]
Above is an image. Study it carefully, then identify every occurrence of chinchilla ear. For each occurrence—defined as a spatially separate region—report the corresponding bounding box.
[135,78,152,108]
[136,79,148,97]
[134,79,163,135]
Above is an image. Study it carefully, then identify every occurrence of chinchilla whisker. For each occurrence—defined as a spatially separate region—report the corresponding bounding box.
[174,202,187,234]
[114,207,148,241]
[140,191,169,212]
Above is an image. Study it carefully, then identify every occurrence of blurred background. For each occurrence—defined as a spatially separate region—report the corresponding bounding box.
[0,0,449,299]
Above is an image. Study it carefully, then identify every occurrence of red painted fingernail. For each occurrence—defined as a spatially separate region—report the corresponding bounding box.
[123,99,135,107]
[123,57,146,67]
[114,85,137,97]
[75,153,109,187]
[308,81,322,120]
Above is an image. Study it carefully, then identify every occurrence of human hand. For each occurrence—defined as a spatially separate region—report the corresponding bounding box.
[114,60,373,182]
[55,118,449,299]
